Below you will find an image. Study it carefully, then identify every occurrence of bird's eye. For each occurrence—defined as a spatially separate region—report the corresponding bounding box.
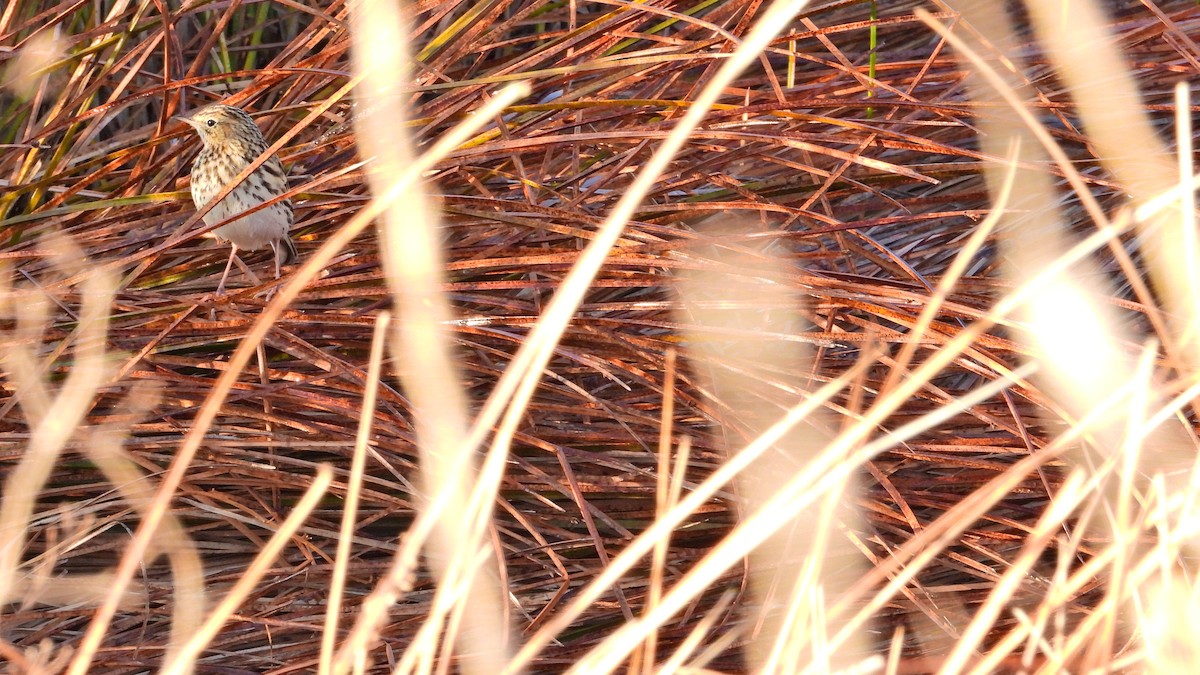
[205,119,216,127]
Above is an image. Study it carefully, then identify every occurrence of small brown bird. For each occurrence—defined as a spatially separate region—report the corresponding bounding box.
[177,103,297,294]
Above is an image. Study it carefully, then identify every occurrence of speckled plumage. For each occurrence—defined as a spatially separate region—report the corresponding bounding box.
[180,103,297,292]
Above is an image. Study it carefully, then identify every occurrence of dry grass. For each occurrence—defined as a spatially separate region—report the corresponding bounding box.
[3,0,1200,673]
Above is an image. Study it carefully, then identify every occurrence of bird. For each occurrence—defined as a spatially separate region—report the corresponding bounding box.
[177,103,297,294]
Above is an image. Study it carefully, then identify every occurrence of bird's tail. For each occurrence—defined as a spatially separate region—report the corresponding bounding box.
[280,234,299,265]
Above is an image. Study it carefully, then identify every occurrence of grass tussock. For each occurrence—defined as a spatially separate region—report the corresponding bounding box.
[3,0,1200,672]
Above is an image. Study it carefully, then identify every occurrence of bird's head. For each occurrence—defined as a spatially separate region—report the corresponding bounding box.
[176,104,262,146]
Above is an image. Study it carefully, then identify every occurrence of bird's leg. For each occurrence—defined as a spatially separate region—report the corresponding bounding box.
[261,241,284,303]
[216,245,239,296]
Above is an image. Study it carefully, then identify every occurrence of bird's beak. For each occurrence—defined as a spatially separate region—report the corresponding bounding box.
[173,115,200,131]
